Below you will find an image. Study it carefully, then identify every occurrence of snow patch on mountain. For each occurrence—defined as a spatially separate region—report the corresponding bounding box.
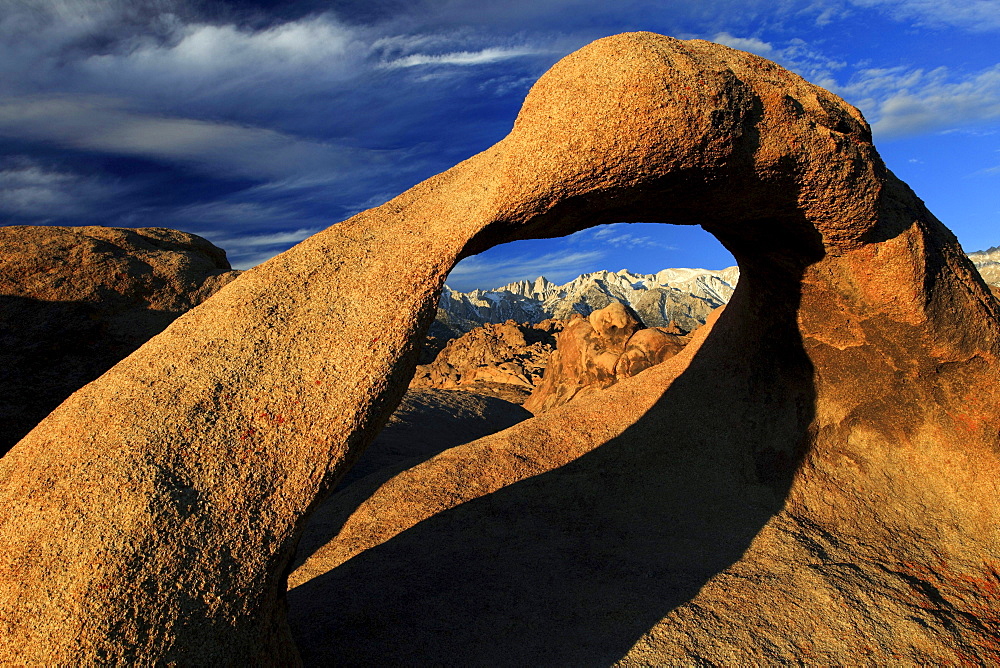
[434,266,740,337]
[969,246,1000,287]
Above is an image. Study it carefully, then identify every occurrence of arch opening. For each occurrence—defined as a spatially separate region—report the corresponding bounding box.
[285,211,823,664]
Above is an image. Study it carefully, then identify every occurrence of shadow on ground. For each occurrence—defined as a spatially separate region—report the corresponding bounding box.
[0,295,180,455]
[287,258,818,665]
[291,389,532,572]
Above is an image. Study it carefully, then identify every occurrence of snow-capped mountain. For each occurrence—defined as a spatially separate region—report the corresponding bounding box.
[434,266,740,337]
[969,246,1000,286]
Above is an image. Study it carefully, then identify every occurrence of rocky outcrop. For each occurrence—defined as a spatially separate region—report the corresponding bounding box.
[613,321,690,377]
[1,32,999,665]
[0,225,238,455]
[437,266,736,336]
[523,302,689,413]
[410,320,559,403]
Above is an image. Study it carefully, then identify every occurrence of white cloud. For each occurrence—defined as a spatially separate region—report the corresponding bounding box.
[206,227,321,269]
[711,32,776,58]
[382,47,543,68]
[0,1,555,135]
[158,200,335,268]
[216,228,320,249]
[77,14,373,99]
[709,32,1000,138]
[849,0,1000,31]
[0,1,190,92]
[0,96,389,181]
[836,64,1000,137]
[169,201,309,226]
[589,223,675,250]
[704,33,847,92]
[447,250,606,291]
[0,159,128,219]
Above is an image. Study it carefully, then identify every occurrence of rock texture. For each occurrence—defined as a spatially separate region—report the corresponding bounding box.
[523,302,689,413]
[410,320,559,403]
[1,32,999,665]
[437,265,736,336]
[0,225,238,456]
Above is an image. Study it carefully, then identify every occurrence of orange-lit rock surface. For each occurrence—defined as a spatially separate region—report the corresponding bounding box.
[0,225,237,455]
[410,320,559,403]
[1,32,999,664]
[524,302,688,413]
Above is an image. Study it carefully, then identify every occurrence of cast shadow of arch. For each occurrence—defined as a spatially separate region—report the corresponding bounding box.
[287,247,818,666]
[0,294,183,456]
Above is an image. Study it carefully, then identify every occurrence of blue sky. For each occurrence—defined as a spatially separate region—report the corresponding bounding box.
[1,0,998,291]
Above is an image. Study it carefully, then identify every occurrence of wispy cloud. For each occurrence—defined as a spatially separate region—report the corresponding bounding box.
[447,250,606,291]
[712,32,1000,138]
[849,0,1000,32]
[711,32,776,58]
[837,63,1000,137]
[0,96,391,181]
[205,227,320,269]
[0,158,130,220]
[588,223,676,250]
[214,228,319,249]
[74,14,374,106]
[381,47,543,68]
[156,200,329,268]
[706,32,847,95]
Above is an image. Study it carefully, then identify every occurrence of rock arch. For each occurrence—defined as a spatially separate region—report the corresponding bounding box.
[1,32,998,664]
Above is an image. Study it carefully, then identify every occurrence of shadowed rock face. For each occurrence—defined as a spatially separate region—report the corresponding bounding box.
[1,33,999,664]
[0,226,238,456]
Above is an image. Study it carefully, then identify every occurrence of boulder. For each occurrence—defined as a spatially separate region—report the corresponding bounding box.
[613,325,689,378]
[1,32,998,665]
[410,320,559,403]
[0,225,238,455]
[523,302,688,413]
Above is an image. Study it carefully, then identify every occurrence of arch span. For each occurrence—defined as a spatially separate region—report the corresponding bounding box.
[1,32,998,664]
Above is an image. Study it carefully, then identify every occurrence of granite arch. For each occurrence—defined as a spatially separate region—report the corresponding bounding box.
[1,32,997,664]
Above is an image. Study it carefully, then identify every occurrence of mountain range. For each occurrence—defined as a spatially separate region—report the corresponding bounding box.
[969,246,1000,286]
[434,266,740,337]
[435,248,1000,339]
